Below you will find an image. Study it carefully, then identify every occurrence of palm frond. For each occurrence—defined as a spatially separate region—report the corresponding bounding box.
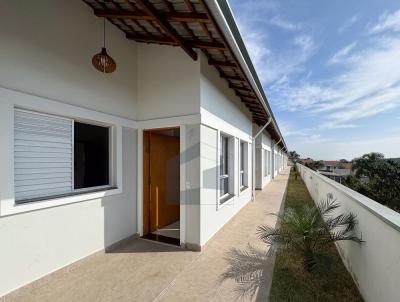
[317,195,340,217]
[325,212,358,232]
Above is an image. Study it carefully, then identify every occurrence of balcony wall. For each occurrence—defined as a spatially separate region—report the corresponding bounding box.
[297,164,400,302]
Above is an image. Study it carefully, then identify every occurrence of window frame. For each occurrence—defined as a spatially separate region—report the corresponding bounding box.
[1,93,125,216]
[264,149,268,177]
[268,150,271,175]
[14,111,116,205]
[239,140,248,191]
[218,133,234,205]
[219,134,230,202]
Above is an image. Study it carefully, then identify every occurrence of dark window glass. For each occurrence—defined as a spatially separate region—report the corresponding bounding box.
[240,142,245,171]
[220,135,229,175]
[74,122,109,189]
[220,135,229,197]
[220,178,229,197]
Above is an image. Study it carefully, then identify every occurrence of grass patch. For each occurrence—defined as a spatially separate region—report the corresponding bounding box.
[269,170,364,302]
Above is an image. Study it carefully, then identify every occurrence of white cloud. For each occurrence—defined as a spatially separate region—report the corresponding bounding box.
[328,42,358,64]
[279,120,314,137]
[295,135,400,160]
[274,34,400,128]
[319,122,358,130]
[338,14,361,33]
[370,9,400,33]
[232,2,317,84]
[270,16,301,31]
[293,35,316,54]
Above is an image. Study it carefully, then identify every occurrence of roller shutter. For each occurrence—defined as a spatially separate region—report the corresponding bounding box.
[14,109,73,201]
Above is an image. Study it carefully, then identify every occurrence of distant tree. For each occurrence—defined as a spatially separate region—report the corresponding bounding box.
[343,153,400,212]
[352,152,385,178]
[289,151,300,162]
[339,159,348,163]
[305,160,324,171]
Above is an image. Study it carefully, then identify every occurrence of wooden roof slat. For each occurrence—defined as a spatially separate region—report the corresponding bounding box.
[126,33,224,49]
[183,0,195,12]
[82,0,284,139]
[219,73,244,81]
[94,9,210,23]
[209,59,236,68]
[229,84,251,92]
[126,34,177,45]
[236,91,255,99]
[135,0,198,60]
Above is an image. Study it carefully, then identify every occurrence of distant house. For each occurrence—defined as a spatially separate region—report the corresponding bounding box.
[299,158,314,165]
[318,161,353,183]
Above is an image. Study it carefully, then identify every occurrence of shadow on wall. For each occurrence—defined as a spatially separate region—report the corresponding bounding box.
[102,128,138,251]
[101,133,274,253]
[219,244,275,302]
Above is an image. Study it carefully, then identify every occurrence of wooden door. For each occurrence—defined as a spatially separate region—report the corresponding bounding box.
[143,131,180,235]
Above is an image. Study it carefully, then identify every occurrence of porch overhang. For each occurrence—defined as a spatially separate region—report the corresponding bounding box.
[82,0,287,152]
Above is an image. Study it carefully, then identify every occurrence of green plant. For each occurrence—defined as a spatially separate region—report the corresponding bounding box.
[344,152,400,211]
[292,166,300,180]
[257,194,363,272]
[305,160,324,171]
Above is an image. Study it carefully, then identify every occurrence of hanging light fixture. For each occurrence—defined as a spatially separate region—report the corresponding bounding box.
[92,18,116,73]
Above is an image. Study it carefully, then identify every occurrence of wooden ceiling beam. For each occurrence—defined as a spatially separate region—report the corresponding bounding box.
[126,34,225,49]
[236,91,255,99]
[219,73,244,81]
[209,59,236,68]
[229,84,251,92]
[245,103,263,110]
[126,34,177,45]
[240,98,259,104]
[94,9,210,23]
[195,41,225,50]
[134,0,198,60]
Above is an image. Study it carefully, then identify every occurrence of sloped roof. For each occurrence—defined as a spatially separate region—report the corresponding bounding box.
[82,0,287,150]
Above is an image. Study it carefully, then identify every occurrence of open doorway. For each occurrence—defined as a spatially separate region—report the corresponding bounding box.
[143,127,180,246]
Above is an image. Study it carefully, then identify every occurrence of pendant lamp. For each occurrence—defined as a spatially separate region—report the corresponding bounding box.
[92,18,116,73]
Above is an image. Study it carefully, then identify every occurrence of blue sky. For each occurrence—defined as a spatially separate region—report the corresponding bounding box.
[229,0,400,160]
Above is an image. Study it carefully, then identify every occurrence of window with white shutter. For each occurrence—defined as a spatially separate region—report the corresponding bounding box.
[14,109,73,201]
[14,109,112,203]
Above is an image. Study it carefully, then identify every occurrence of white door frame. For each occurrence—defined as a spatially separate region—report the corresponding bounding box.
[136,122,189,246]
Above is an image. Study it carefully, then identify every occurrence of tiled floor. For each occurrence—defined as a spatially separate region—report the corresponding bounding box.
[2,168,290,302]
[153,221,180,239]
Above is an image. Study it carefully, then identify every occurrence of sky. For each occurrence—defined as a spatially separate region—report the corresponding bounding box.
[229,0,400,160]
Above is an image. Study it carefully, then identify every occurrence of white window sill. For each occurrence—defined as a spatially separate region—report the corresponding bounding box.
[218,193,234,209]
[1,187,122,216]
[239,186,249,195]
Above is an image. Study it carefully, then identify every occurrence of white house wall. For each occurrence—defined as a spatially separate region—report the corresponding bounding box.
[137,44,200,121]
[254,125,273,189]
[199,53,253,246]
[182,124,202,248]
[0,0,139,296]
[0,0,138,120]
